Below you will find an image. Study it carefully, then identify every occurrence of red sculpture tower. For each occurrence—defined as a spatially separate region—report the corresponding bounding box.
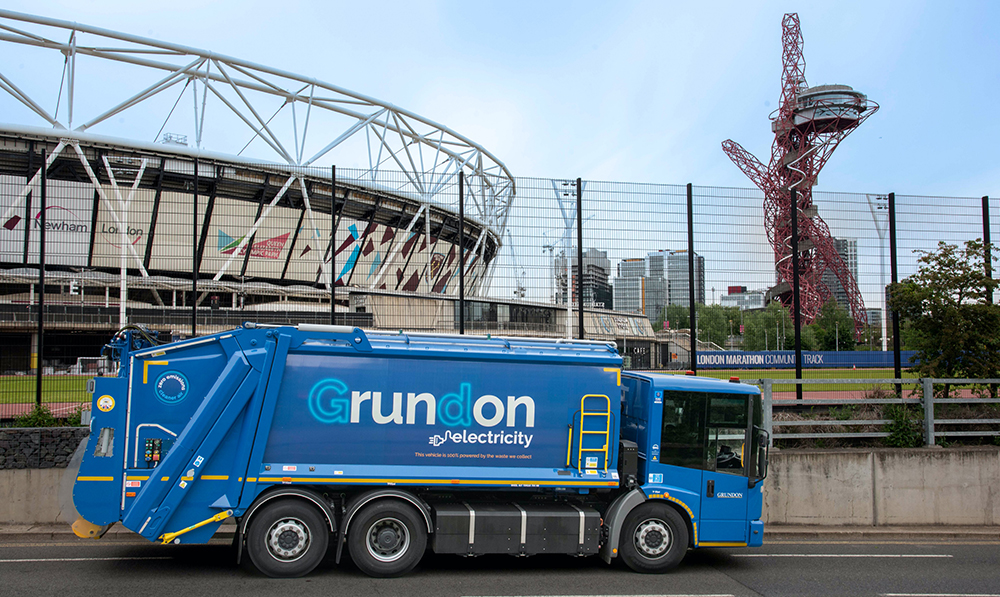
[722,13,878,338]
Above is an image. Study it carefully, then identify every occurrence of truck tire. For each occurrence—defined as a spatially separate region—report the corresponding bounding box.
[619,502,688,573]
[246,499,329,578]
[347,500,427,577]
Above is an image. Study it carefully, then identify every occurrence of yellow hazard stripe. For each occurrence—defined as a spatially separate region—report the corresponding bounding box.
[699,541,748,547]
[76,476,114,481]
[126,475,149,481]
[200,475,228,480]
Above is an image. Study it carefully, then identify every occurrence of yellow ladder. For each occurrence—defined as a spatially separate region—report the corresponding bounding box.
[577,394,611,471]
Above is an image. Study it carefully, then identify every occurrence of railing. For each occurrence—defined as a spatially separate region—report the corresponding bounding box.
[758,377,1000,447]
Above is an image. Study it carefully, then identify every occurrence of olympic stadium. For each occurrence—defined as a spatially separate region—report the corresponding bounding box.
[0,10,657,377]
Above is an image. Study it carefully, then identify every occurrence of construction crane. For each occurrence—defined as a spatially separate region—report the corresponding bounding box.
[722,13,878,339]
[507,231,527,299]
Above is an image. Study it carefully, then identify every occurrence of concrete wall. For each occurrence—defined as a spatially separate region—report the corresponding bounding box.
[762,446,1000,526]
[0,468,76,524]
[3,442,999,526]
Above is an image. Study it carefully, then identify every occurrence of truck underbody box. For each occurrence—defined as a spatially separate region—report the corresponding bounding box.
[431,502,600,555]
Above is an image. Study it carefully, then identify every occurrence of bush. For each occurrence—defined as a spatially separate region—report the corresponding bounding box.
[13,404,59,428]
[883,404,923,448]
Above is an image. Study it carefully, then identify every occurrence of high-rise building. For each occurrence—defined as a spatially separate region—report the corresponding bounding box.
[666,250,705,306]
[821,238,858,311]
[613,258,649,315]
[612,250,703,317]
[554,248,612,309]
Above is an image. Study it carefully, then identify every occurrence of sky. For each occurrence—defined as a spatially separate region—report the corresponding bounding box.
[1,0,998,314]
[1,0,998,197]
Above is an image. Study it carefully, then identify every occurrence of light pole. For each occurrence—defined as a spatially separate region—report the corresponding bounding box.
[835,321,839,352]
[866,194,889,351]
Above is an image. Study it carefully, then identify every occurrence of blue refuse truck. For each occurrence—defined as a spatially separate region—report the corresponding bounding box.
[72,323,768,577]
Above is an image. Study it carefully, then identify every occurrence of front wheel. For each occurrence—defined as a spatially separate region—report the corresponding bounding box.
[245,499,329,578]
[619,502,689,573]
[347,500,427,578]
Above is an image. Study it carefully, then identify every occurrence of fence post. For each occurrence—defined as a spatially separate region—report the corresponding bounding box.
[35,148,46,409]
[192,157,199,336]
[889,192,901,397]
[687,183,697,374]
[984,195,992,305]
[458,171,465,335]
[761,378,773,448]
[330,165,347,325]
[576,177,584,340]
[791,188,803,401]
[922,377,935,446]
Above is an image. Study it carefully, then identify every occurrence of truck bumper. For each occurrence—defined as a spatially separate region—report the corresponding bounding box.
[72,516,112,539]
[748,520,764,547]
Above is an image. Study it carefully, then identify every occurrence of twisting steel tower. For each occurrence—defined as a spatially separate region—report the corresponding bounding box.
[722,13,878,338]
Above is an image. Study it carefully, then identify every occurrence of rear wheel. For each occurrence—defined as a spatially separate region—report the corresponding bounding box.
[246,499,329,578]
[619,502,689,573]
[347,500,427,578]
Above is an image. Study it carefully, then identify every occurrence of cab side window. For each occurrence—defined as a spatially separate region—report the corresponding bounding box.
[659,391,748,475]
[659,391,706,470]
[706,395,748,476]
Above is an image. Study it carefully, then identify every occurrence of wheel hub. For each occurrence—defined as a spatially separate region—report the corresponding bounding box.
[267,518,310,561]
[635,519,671,557]
[366,517,409,562]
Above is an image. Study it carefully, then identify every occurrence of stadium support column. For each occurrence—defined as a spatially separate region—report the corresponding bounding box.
[687,183,697,374]
[791,188,803,401]
[459,172,465,335]
[192,158,198,336]
[889,192,901,396]
[576,178,584,340]
[35,148,46,409]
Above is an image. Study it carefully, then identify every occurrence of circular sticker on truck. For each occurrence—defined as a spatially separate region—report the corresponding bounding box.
[97,395,115,412]
[155,371,189,405]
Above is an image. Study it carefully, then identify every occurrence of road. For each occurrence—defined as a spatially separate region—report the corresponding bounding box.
[1,536,998,597]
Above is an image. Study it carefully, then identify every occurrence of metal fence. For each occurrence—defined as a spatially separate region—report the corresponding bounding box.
[0,137,997,422]
[759,377,1000,448]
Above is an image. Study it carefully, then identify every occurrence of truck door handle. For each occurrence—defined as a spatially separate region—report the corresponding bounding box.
[706,479,715,498]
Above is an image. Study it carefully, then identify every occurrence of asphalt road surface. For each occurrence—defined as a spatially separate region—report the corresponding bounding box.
[1,536,999,597]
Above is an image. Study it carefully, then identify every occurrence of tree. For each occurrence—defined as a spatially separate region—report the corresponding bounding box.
[889,239,1000,385]
[809,299,856,351]
[662,304,690,331]
[741,301,794,351]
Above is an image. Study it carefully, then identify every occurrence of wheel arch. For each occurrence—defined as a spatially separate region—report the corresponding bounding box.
[335,489,433,564]
[236,486,337,565]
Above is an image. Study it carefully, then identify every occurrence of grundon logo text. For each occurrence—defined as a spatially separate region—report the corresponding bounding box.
[307,379,535,429]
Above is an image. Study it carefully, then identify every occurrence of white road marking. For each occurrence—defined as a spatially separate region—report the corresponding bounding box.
[734,553,953,558]
[880,594,1000,596]
[0,556,173,563]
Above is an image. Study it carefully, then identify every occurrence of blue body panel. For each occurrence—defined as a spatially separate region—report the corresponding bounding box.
[74,326,624,543]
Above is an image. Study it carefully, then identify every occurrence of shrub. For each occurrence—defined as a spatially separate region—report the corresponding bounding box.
[13,404,59,428]
[883,404,923,448]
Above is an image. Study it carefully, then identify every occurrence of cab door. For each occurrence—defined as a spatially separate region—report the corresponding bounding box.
[699,394,750,544]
